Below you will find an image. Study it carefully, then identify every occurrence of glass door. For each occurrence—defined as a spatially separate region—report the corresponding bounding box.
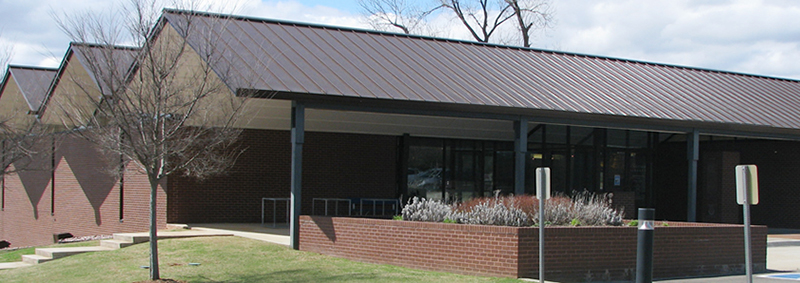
[449,149,480,203]
[407,139,444,200]
[606,150,627,191]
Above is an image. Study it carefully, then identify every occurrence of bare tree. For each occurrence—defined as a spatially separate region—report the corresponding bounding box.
[359,0,553,46]
[0,38,47,177]
[53,0,247,280]
[440,0,515,43]
[507,0,553,47]
[358,0,441,34]
[0,32,10,70]
[0,116,47,177]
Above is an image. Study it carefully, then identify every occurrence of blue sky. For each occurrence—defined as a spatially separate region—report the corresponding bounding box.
[2,0,800,80]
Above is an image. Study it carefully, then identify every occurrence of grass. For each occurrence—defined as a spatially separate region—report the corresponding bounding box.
[0,236,520,283]
[0,240,100,263]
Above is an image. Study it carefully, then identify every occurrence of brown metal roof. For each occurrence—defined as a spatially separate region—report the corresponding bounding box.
[6,66,57,111]
[163,10,800,137]
[38,43,139,117]
[69,43,139,97]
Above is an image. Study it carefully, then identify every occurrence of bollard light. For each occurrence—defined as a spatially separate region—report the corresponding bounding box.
[636,208,655,283]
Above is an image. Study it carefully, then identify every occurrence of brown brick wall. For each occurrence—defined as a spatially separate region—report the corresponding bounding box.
[0,134,165,248]
[300,216,767,281]
[167,129,398,223]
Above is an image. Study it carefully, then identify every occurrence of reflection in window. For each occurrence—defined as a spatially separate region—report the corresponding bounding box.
[404,127,655,207]
[407,138,513,203]
[407,139,443,200]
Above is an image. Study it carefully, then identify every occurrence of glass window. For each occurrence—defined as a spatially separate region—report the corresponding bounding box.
[483,148,494,197]
[407,138,515,202]
[407,139,444,200]
[570,148,595,191]
[493,150,514,196]
[606,150,626,190]
[550,150,568,193]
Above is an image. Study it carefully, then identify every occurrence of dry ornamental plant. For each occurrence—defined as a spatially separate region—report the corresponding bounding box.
[401,191,624,227]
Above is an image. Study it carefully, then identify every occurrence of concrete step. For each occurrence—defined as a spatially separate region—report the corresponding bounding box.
[100,239,134,249]
[21,254,52,265]
[112,233,149,244]
[768,239,800,247]
[35,246,113,260]
[2,229,237,269]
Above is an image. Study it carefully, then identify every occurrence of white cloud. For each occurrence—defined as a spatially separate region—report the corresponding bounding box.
[540,0,800,79]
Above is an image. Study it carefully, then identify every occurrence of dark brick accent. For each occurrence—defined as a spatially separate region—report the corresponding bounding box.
[655,139,800,228]
[167,129,398,223]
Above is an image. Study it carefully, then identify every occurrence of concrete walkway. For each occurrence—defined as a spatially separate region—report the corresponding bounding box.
[187,223,290,246]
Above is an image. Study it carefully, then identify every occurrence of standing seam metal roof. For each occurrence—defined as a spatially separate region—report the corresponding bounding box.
[163,9,800,134]
[4,66,58,112]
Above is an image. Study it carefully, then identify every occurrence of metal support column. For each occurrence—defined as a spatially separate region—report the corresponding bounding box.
[687,130,699,222]
[290,102,305,250]
[514,119,528,195]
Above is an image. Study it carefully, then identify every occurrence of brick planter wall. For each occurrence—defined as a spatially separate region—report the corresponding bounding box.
[300,216,767,282]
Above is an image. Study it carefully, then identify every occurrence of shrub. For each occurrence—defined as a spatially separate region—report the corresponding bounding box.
[404,191,625,227]
[452,198,530,226]
[568,191,624,226]
[401,197,452,222]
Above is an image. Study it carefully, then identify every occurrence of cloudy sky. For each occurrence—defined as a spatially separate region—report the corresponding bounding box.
[1,0,799,79]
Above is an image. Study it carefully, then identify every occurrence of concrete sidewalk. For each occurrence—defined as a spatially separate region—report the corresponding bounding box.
[187,223,290,246]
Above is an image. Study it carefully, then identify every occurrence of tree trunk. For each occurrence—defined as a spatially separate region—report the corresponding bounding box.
[148,175,160,280]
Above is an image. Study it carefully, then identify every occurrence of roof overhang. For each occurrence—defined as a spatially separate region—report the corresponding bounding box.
[245,89,800,141]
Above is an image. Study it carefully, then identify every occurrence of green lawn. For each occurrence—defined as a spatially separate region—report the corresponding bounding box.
[0,240,100,263]
[0,236,520,283]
